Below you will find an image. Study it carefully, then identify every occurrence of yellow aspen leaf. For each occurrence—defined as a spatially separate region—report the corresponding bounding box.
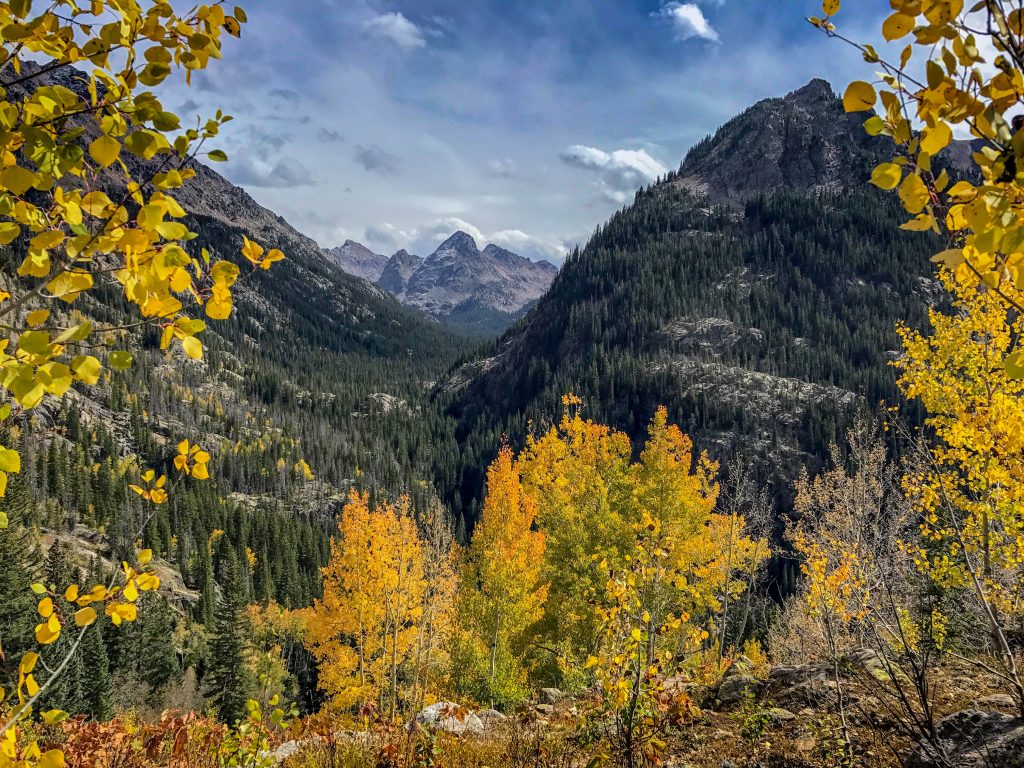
[870,162,902,190]
[899,173,930,214]
[26,309,50,327]
[37,598,54,618]
[38,750,66,768]
[882,12,915,40]
[41,710,68,725]
[19,652,38,674]
[123,580,139,602]
[181,336,203,360]
[64,585,79,602]
[900,213,936,231]
[0,448,21,473]
[921,122,952,155]
[73,607,97,627]
[89,135,121,167]
[138,549,153,564]
[0,165,37,195]
[71,355,101,385]
[35,615,60,644]
[822,0,840,14]
[0,222,20,244]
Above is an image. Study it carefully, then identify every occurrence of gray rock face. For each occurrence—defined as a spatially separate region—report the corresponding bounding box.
[324,240,389,282]
[378,231,558,331]
[414,702,484,736]
[907,710,1024,768]
[673,78,882,206]
[378,249,423,294]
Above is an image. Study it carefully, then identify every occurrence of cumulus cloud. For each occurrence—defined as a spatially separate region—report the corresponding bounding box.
[364,218,567,263]
[560,145,667,203]
[490,229,568,263]
[365,11,426,52]
[354,144,400,175]
[485,158,517,178]
[229,156,315,188]
[318,127,343,143]
[655,2,719,42]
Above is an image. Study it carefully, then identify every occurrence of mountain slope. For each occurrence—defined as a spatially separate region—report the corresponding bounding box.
[2,63,477,611]
[438,79,939,525]
[389,232,558,333]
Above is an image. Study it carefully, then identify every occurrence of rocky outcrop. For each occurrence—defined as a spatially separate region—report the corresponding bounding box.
[414,702,484,736]
[907,710,1024,768]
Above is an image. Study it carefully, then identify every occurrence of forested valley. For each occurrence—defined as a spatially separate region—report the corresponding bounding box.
[2,2,1024,768]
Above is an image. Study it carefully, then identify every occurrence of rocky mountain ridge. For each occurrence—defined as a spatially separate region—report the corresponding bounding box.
[329,232,558,333]
[324,240,390,282]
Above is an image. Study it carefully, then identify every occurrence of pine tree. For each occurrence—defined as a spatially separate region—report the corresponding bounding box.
[80,625,114,721]
[139,595,181,694]
[205,551,251,723]
[0,477,40,687]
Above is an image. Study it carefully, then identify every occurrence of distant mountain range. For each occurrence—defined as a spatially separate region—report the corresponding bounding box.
[326,233,558,333]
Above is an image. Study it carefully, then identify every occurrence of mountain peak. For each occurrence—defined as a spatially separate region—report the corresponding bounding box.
[673,76,880,205]
[437,230,480,254]
[324,240,389,282]
[786,78,835,103]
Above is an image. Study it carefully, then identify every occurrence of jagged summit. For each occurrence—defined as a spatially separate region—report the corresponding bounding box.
[386,232,557,333]
[324,239,389,282]
[674,77,882,205]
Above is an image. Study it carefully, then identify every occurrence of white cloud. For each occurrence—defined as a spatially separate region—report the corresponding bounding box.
[560,145,667,203]
[354,144,400,175]
[485,158,517,178]
[364,218,567,263]
[655,3,719,42]
[490,229,568,263]
[228,154,315,188]
[365,12,426,52]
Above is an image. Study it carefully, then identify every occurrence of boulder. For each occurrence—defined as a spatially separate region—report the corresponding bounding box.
[907,710,1024,768]
[539,687,566,705]
[475,709,508,729]
[716,674,763,708]
[272,741,303,763]
[534,703,555,716]
[972,693,1016,711]
[414,702,484,736]
[765,707,797,725]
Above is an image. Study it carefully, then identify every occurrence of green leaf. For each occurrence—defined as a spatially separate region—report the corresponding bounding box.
[207,149,228,162]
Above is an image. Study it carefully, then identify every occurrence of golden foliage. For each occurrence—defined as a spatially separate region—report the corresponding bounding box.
[305,491,428,715]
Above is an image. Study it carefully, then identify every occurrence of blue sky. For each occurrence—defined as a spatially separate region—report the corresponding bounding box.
[178,0,890,262]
